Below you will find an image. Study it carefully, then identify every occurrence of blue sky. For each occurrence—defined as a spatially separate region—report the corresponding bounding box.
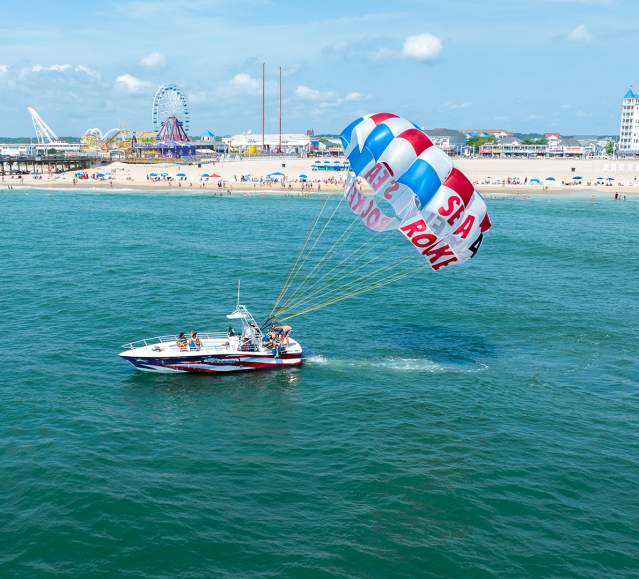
[0,0,636,136]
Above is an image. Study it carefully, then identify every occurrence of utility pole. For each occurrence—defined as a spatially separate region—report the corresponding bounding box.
[278,66,282,155]
[262,62,265,155]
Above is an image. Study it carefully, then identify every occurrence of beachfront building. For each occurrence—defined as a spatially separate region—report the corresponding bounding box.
[425,129,467,155]
[619,88,639,156]
[223,133,312,156]
[480,137,546,158]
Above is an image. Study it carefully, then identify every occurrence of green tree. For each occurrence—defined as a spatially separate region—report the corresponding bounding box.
[467,135,496,150]
[605,140,615,157]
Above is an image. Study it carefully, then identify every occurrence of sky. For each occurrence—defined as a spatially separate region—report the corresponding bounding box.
[0,0,636,137]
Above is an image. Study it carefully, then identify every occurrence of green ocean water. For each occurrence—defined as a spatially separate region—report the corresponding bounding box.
[1,189,638,578]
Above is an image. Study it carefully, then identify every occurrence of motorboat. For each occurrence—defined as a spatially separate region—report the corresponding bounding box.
[119,297,302,374]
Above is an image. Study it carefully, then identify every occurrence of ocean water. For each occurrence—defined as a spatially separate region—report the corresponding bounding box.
[0,189,637,578]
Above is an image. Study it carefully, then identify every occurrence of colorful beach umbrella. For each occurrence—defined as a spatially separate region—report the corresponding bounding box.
[211,173,221,178]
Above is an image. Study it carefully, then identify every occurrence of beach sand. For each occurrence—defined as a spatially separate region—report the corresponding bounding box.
[3,157,638,196]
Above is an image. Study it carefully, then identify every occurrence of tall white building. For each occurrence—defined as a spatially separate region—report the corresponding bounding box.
[619,88,639,155]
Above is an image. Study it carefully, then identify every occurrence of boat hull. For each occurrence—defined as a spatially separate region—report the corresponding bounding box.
[120,351,303,374]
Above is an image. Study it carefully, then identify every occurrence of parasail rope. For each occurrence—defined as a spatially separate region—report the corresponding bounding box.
[278,268,419,321]
[278,232,375,312]
[269,196,329,318]
[278,209,361,309]
[278,255,413,315]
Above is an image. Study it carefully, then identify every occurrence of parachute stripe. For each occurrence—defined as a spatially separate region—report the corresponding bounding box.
[397,159,441,207]
[443,168,474,206]
[419,147,453,182]
[397,129,433,156]
[348,147,375,176]
[370,112,399,125]
[480,213,492,233]
[340,116,364,151]
[365,125,396,161]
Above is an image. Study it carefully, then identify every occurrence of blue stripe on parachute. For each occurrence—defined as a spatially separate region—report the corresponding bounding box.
[397,159,441,207]
[363,124,395,161]
[340,116,364,151]
[347,124,395,176]
[348,146,375,175]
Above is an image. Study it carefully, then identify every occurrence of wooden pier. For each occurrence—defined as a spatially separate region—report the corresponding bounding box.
[0,154,100,176]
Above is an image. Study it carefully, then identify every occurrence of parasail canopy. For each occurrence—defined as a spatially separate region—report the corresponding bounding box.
[340,112,491,271]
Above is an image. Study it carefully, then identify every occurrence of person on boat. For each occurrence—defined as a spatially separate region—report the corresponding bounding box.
[176,332,188,351]
[189,331,202,350]
[273,324,293,347]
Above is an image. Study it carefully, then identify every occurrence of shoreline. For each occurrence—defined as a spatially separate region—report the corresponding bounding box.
[2,156,638,197]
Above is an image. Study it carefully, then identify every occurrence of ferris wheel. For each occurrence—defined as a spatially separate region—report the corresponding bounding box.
[152,83,190,133]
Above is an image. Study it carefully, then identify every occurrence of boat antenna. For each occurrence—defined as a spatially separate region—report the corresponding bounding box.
[237,280,241,307]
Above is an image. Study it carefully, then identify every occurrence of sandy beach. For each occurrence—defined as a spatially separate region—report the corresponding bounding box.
[3,157,639,196]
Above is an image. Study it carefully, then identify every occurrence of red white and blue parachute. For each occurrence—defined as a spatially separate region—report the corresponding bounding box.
[341,113,491,270]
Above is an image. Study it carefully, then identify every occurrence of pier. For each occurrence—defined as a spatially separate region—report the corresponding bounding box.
[0,154,100,176]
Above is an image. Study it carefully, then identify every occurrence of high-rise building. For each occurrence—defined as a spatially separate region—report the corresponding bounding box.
[619,88,639,155]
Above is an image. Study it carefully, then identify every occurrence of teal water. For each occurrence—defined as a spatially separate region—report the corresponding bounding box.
[1,189,638,578]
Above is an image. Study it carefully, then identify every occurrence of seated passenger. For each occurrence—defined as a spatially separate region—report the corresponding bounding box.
[176,332,188,351]
[189,330,202,350]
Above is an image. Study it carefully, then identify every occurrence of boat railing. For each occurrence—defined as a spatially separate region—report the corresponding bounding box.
[122,332,230,350]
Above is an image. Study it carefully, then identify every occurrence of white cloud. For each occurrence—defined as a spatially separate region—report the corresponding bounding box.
[295,85,335,101]
[30,64,100,78]
[401,33,442,61]
[229,73,260,94]
[568,24,593,42]
[344,91,363,102]
[140,52,165,68]
[0,64,8,74]
[560,103,571,109]
[115,73,153,93]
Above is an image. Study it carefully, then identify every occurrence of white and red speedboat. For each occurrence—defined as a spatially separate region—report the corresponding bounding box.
[119,299,302,374]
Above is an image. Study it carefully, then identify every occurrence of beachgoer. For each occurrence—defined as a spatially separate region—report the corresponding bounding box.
[176,332,188,350]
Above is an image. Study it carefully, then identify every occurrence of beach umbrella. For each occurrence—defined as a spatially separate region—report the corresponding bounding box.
[606,177,615,181]
[211,173,221,178]
[530,178,541,184]
[597,176,604,180]
[299,174,308,180]
[149,172,158,176]
[161,172,169,176]
[96,173,105,177]
[176,172,186,177]
[201,173,209,177]
[545,176,556,181]
[573,176,583,180]
[268,171,285,177]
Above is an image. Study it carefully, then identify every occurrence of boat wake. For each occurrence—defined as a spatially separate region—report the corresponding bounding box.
[305,354,487,373]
